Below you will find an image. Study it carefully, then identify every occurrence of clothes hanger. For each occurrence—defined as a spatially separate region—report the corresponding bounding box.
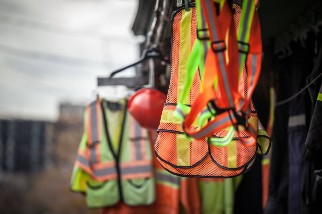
[96,0,171,89]
[92,85,133,103]
[109,48,168,78]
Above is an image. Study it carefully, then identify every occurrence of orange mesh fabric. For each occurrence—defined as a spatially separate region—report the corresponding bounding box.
[155,3,268,178]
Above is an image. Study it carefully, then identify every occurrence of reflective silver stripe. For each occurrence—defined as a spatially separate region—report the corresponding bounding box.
[238,52,243,72]
[203,0,234,107]
[89,101,99,163]
[249,55,257,92]
[78,154,116,177]
[94,167,117,177]
[201,108,210,115]
[191,113,233,139]
[204,0,218,41]
[175,108,186,119]
[238,43,249,53]
[201,12,208,62]
[89,147,97,163]
[242,137,255,145]
[238,55,257,111]
[121,164,153,175]
[288,114,306,127]
[247,124,257,136]
[218,53,234,107]
[90,101,99,143]
[77,154,90,167]
[240,0,253,42]
[208,103,215,114]
[156,172,180,186]
[133,118,143,160]
[239,99,245,111]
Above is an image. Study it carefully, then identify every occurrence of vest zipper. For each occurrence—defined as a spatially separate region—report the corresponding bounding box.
[101,100,128,203]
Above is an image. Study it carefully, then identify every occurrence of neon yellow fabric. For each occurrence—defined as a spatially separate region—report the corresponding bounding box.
[262,157,270,165]
[70,99,155,208]
[86,179,119,208]
[70,165,89,192]
[227,140,237,168]
[317,93,322,101]
[199,176,243,214]
[103,101,125,153]
[178,9,192,104]
[70,122,89,192]
[177,134,191,166]
[162,109,187,124]
[237,0,255,77]
[209,126,235,147]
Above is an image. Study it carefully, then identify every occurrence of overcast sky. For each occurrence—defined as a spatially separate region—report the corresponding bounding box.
[0,0,139,121]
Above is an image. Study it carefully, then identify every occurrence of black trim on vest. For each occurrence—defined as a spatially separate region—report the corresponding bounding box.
[156,157,249,178]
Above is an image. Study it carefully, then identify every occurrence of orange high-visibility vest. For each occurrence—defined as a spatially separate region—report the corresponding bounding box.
[71,98,155,208]
[155,1,270,178]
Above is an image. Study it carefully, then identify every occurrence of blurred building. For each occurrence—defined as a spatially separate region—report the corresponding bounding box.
[59,102,84,122]
[0,102,84,174]
[0,119,54,173]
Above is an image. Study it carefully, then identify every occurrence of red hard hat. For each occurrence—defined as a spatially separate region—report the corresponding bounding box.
[128,88,166,130]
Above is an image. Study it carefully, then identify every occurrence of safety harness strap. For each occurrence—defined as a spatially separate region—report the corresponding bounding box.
[182,0,240,139]
[176,0,260,147]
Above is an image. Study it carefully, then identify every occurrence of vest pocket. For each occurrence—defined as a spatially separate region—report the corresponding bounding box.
[128,178,148,188]
[86,179,119,208]
[122,177,155,206]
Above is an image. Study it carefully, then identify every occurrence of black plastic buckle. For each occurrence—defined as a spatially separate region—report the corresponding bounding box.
[197,28,210,41]
[233,110,246,127]
[211,40,226,53]
[237,41,250,54]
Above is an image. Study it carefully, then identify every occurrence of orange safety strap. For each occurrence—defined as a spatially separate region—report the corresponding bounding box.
[238,11,262,113]
[181,0,260,146]
[182,0,239,139]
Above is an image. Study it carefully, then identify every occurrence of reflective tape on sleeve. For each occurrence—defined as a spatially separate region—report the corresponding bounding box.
[76,154,117,180]
[288,114,306,127]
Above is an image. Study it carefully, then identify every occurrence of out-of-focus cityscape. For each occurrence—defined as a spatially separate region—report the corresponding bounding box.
[0,0,139,213]
[0,103,90,213]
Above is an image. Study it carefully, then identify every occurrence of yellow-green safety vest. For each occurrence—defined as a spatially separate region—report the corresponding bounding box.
[70,98,155,208]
